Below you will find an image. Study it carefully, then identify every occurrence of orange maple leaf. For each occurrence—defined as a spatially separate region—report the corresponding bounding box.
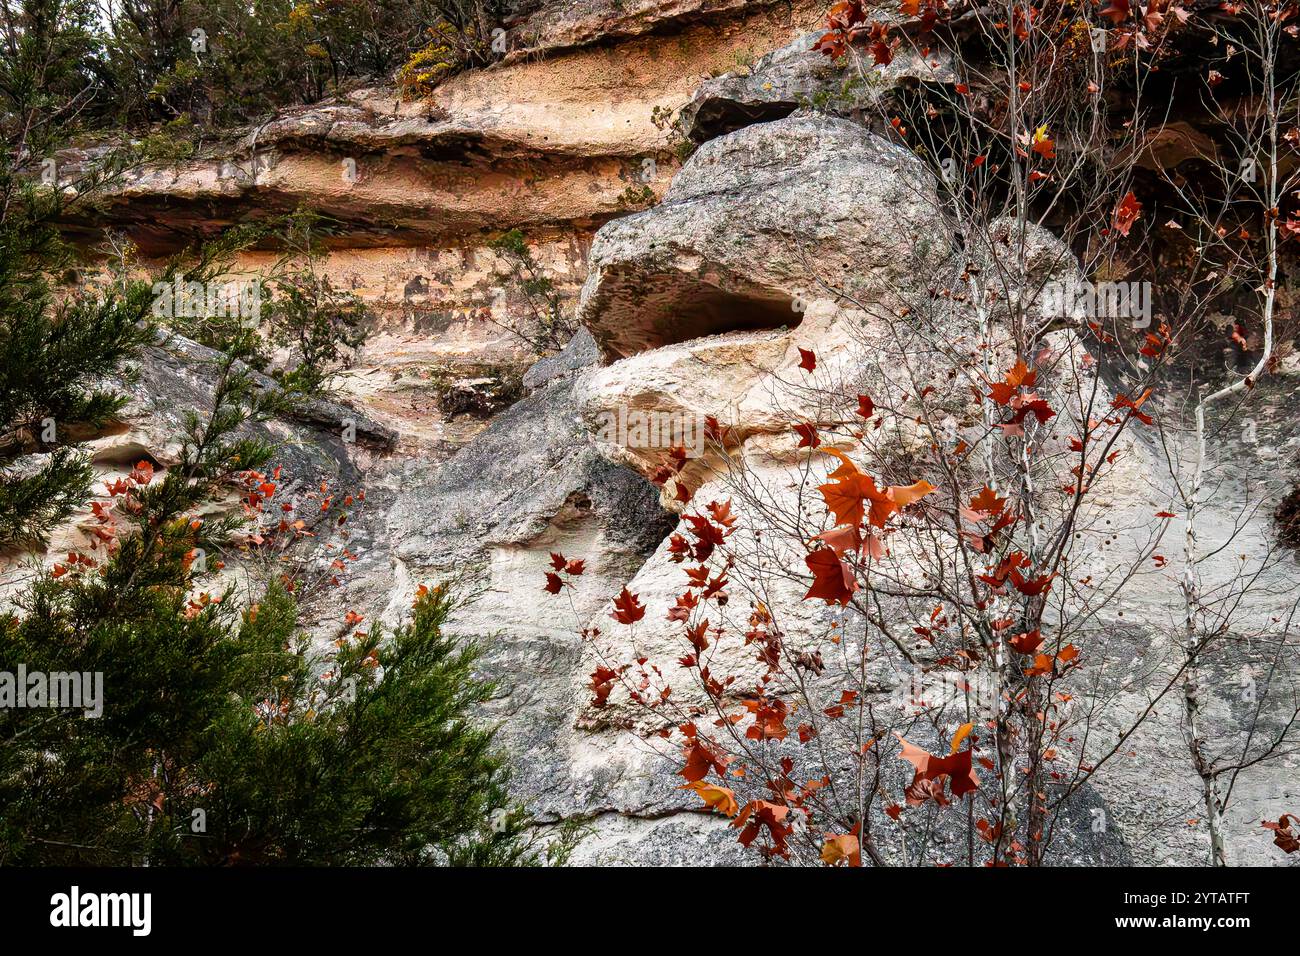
[682,781,740,817]
[890,479,936,508]
[895,733,981,802]
[1031,125,1056,159]
[821,833,862,866]
[970,486,1007,515]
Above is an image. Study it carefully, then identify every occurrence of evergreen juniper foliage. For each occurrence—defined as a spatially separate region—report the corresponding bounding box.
[0,0,533,868]
[0,341,527,865]
[0,0,158,547]
[0,579,523,865]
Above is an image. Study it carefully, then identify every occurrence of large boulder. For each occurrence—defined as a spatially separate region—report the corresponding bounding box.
[575,112,949,361]
[678,31,957,143]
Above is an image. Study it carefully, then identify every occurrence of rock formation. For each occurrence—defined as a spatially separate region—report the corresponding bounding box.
[14,0,1300,865]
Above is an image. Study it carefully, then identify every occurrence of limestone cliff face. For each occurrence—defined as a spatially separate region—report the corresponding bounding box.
[52,0,822,459]
[24,1,1300,865]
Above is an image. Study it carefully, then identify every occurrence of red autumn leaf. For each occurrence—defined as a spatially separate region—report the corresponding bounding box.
[1026,653,1054,676]
[1139,330,1169,357]
[1100,0,1129,23]
[856,394,875,419]
[819,470,892,527]
[798,347,817,372]
[1231,322,1249,350]
[1114,191,1142,237]
[1112,387,1154,425]
[816,450,932,529]
[734,800,793,857]
[680,735,730,783]
[950,722,974,754]
[993,356,1034,390]
[794,422,821,448]
[979,550,1031,588]
[1009,396,1056,425]
[813,30,848,58]
[868,36,895,66]
[706,499,737,529]
[589,666,620,707]
[543,572,563,594]
[610,587,646,624]
[684,565,710,588]
[804,547,858,605]
[862,531,886,559]
[1009,567,1056,596]
[814,524,862,556]
[1026,643,1079,676]
[742,697,790,741]
[890,479,937,509]
[826,0,867,30]
[988,359,1037,405]
[1009,630,1044,654]
[682,512,727,563]
[685,618,710,652]
[667,589,698,622]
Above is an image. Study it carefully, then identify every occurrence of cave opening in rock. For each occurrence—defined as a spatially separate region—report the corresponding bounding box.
[686,100,800,145]
[622,283,801,357]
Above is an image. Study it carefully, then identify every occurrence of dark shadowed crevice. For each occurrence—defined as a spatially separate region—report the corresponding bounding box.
[590,269,802,360]
[645,283,799,348]
[685,99,800,144]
